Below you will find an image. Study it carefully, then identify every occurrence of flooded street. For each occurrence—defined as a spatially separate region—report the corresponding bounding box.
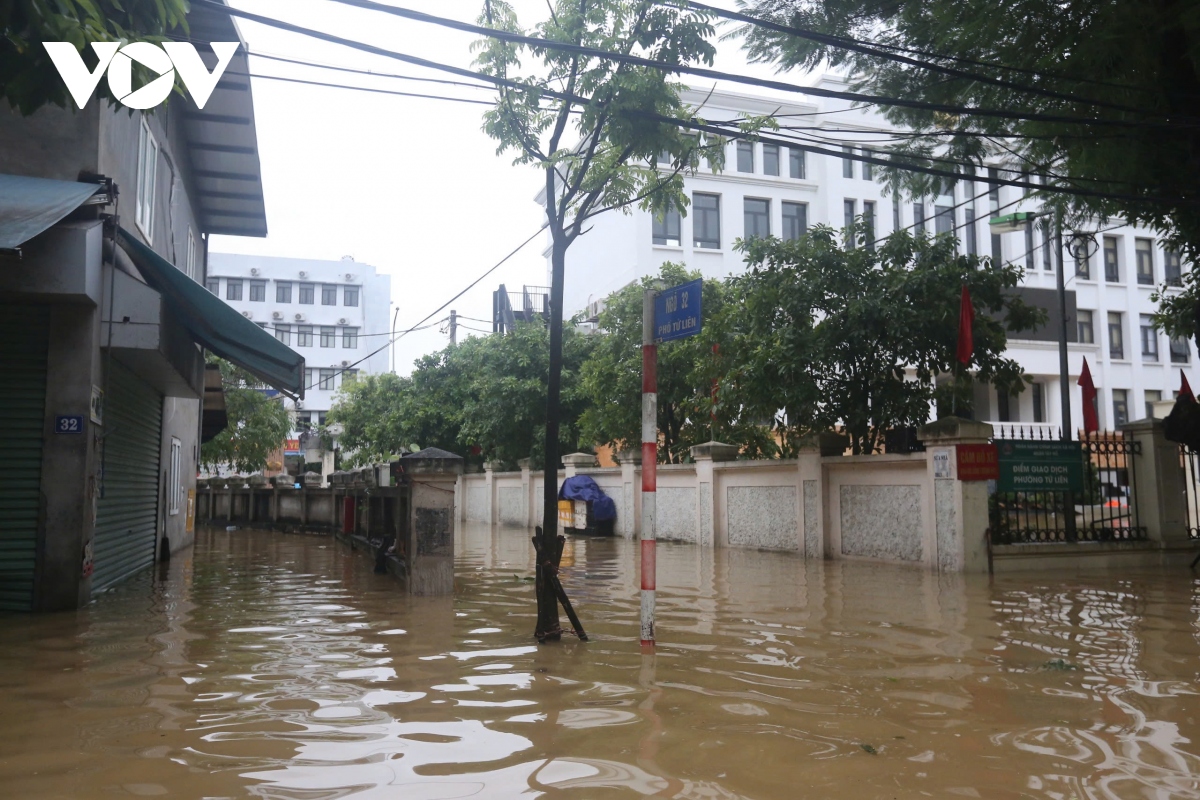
[2,525,1199,799]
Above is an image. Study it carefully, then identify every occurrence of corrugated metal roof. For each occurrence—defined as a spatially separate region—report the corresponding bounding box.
[0,174,99,250]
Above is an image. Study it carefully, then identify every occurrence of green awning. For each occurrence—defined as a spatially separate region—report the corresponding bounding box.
[0,174,101,250]
[115,228,305,398]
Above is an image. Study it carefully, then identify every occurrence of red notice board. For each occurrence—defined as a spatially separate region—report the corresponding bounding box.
[956,443,999,481]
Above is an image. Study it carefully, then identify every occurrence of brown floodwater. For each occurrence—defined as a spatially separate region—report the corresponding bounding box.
[2,524,1200,799]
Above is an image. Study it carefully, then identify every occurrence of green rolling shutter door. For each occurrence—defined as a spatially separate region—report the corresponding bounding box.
[92,361,162,593]
[0,305,50,611]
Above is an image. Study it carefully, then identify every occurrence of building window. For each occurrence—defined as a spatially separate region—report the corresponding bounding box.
[744,198,770,240]
[842,146,854,179]
[344,286,360,307]
[1108,311,1124,360]
[297,325,313,347]
[1135,239,1154,285]
[1032,382,1045,423]
[343,327,359,348]
[861,150,873,181]
[135,120,158,241]
[342,368,359,384]
[1170,336,1190,363]
[693,193,721,249]
[168,437,182,515]
[275,324,291,346]
[1104,236,1121,282]
[226,279,243,301]
[249,280,266,302]
[789,148,805,179]
[304,369,315,389]
[997,390,1016,422]
[321,284,337,305]
[1075,242,1091,279]
[184,228,196,279]
[934,201,954,237]
[1144,389,1162,419]
[782,201,807,242]
[205,277,219,295]
[863,200,876,252]
[912,201,926,234]
[1077,309,1094,344]
[299,283,315,304]
[1165,250,1183,286]
[296,411,312,431]
[988,168,1001,260]
[965,208,977,255]
[1024,220,1034,272]
[1140,315,1158,360]
[762,144,780,176]
[1041,220,1052,271]
[652,208,681,246]
[277,281,292,303]
[318,369,335,391]
[1112,389,1129,427]
[844,199,856,249]
[736,141,754,173]
[320,326,336,347]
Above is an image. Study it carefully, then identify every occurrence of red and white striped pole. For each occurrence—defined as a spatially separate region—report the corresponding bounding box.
[640,287,658,648]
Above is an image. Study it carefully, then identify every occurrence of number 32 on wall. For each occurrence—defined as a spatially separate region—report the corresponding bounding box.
[54,415,85,434]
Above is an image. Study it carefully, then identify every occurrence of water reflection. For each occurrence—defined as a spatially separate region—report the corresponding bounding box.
[0,524,1199,798]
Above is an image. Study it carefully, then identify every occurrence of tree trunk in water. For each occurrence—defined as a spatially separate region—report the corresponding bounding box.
[536,239,568,641]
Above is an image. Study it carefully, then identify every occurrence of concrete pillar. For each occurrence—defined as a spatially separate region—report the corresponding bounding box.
[518,458,533,528]
[617,449,640,539]
[401,448,464,595]
[690,441,739,548]
[796,437,824,560]
[561,452,596,479]
[1123,418,1190,548]
[483,461,497,525]
[917,417,994,573]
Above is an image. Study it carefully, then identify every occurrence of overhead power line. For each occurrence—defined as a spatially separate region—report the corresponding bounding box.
[232,70,497,105]
[673,0,1151,115]
[316,0,1180,131]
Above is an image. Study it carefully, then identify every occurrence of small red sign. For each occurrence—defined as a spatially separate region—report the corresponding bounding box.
[956,443,998,481]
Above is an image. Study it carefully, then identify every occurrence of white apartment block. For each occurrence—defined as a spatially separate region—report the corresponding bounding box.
[553,79,1196,436]
[206,254,392,430]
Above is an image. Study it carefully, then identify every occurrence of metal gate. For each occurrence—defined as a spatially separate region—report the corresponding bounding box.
[989,425,1147,544]
[92,360,162,593]
[0,305,50,611]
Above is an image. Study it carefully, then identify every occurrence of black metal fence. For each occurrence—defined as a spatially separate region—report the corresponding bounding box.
[989,425,1147,545]
[1181,445,1200,542]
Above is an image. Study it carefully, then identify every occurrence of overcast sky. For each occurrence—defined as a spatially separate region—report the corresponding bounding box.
[209,0,798,374]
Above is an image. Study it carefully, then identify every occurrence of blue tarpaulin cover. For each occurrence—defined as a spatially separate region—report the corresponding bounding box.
[559,475,617,521]
[0,173,99,250]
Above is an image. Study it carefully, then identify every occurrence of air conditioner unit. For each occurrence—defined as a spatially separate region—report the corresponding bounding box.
[337,317,348,325]
[295,401,303,410]
[299,271,308,278]
[250,268,260,276]
[294,313,305,322]
[272,311,283,320]
[242,311,253,319]
[341,360,350,367]
[345,273,356,281]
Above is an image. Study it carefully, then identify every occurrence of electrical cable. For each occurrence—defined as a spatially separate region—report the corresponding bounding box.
[315,0,1185,130]
[234,71,498,105]
[299,223,548,391]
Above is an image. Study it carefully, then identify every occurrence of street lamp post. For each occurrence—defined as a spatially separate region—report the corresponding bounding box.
[990,211,1072,440]
[391,305,399,374]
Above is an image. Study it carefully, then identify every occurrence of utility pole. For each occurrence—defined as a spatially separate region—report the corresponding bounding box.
[1053,210,1072,439]
[391,306,399,373]
[449,309,457,346]
[641,285,659,648]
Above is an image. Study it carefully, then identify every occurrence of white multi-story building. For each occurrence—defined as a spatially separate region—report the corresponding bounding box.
[552,79,1196,435]
[206,254,392,431]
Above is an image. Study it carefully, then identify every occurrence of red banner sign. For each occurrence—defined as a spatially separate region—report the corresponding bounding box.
[956,443,998,481]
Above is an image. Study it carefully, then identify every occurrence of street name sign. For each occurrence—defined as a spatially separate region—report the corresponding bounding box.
[996,440,1084,492]
[654,279,702,342]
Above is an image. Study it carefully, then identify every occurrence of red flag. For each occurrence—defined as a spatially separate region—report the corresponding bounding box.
[1181,370,1195,403]
[956,284,974,365]
[1078,358,1098,434]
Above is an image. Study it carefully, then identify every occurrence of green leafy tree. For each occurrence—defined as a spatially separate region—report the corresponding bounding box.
[737,0,1200,338]
[474,0,727,638]
[1,0,190,114]
[200,359,291,475]
[726,223,1045,455]
[578,262,773,462]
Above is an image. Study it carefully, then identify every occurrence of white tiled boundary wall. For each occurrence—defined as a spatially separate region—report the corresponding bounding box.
[456,421,993,572]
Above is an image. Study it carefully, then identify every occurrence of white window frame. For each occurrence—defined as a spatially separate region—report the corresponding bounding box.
[136,120,159,241]
[168,437,182,516]
[184,228,196,279]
